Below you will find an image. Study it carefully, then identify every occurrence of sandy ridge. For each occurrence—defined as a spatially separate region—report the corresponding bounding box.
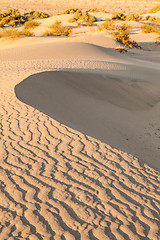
[0,39,160,239]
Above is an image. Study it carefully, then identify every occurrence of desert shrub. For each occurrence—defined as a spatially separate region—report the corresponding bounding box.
[0,29,22,38]
[111,24,140,48]
[20,29,34,36]
[68,11,96,23]
[0,20,5,28]
[0,28,34,38]
[126,14,140,22]
[60,9,81,15]
[8,20,16,27]
[148,5,160,14]
[24,20,38,29]
[41,20,72,37]
[0,8,26,27]
[29,11,50,19]
[112,13,126,21]
[141,24,160,33]
[103,19,115,30]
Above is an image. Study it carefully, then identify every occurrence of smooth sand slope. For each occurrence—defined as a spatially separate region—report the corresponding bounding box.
[0,38,160,239]
[13,42,160,169]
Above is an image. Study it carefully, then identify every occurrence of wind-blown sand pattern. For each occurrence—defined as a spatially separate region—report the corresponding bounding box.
[0,37,160,239]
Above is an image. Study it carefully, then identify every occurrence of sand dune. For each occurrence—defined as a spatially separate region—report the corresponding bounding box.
[15,69,160,169]
[0,37,160,239]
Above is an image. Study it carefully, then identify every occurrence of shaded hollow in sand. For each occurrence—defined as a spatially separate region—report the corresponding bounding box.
[15,71,160,168]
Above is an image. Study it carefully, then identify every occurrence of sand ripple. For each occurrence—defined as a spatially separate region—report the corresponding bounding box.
[0,49,160,239]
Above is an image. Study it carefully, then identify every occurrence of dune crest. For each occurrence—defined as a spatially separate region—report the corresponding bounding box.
[0,38,160,239]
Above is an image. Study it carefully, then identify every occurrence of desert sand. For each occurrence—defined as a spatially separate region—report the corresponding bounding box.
[0,13,160,240]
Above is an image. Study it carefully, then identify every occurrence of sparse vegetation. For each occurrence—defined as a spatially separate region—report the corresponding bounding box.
[103,19,115,30]
[141,24,160,33]
[86,8,100,13]
[126,14,140,22]
[110,24,140,48]
[41,20,72,37]
[144,15,160,23]
[0,9,49,28]
[0,28,34,38]
[68,11,96,24]
[112,12,126,21]
[0,9,26,27]
[148,5,160,14]
[24,20,38,29]
[26,11,50,19]
[0,20,5,28]
[60,9,81,15]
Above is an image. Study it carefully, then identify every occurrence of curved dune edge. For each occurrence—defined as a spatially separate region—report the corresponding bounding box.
[0,40,160,239]
[15,70,160,169]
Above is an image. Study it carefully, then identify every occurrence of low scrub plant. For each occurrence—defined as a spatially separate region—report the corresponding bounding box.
[148,5,160,14]
[103,19,115,30]
[60,9,81,15]
[111,24,140,48]
[0,20,5,28]
[28,11,50,19]
[41,20,72,37]
[0,28,34,38]
[68,12,96,24]
[112,13,126,21]
[141,24,160,34]
[126,14,140,22]
[24,20,38,29]
[0,8,49,28]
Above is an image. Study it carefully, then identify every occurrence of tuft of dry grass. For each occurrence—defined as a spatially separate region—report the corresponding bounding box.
[0,28,34,38]
[141,24,160,34]
[148,5,160,14]
[24,20,38,29]
[41,20,72,37]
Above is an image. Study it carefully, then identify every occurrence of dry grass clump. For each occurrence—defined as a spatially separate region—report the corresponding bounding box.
[112,24,140,48]
[103,19,115,30]
[0,28,34,38]
[41,20,72,37]
[141,24,160,33]
[148,5,160,14]
[98,20,139,48]
[68,11,96,25]
[0,20,5,28]
[24,20,38,29]
[112,13,126,21]
[126,14,141,22]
